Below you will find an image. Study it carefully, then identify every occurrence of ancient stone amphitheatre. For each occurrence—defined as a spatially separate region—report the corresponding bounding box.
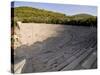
[13,23,97,73]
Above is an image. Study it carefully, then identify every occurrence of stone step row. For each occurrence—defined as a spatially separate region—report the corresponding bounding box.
[45,48,87,71]
[82,51,97,69]
[31,45,83,72]
[61,48,94,71]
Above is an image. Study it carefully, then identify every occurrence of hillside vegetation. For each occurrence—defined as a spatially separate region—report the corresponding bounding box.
[11,6,97,27]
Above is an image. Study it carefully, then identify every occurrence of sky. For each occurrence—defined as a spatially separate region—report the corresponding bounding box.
[11,1,97,16]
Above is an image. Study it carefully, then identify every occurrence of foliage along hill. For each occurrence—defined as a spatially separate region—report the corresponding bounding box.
[72,14,94,17]
[11,6,97,26]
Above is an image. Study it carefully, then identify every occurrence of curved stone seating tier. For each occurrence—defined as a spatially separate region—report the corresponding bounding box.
[13,23,97,73]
